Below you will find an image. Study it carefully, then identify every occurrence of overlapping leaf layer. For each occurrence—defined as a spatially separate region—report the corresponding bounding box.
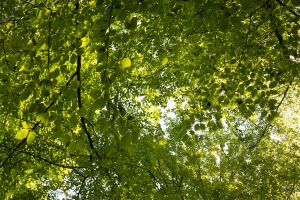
[0,0,299,199]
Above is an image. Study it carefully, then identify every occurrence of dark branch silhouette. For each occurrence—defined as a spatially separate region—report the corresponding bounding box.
[250,80,293,149]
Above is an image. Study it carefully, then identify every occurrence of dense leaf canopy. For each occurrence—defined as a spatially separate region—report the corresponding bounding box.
[0,0,299,199]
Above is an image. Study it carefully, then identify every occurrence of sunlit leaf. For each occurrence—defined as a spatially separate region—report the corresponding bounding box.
[27,131,36,144]
[120,58,131,68]
[15,129,29,140]
[162,57,168,65]
[159,139,167,146]
[1,0,299,198]
[22,122,30,129]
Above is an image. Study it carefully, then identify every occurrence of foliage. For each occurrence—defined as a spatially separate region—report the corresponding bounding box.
[0,0,299,199]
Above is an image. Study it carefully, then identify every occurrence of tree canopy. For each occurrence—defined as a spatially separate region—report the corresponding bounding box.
[0,0,299,199]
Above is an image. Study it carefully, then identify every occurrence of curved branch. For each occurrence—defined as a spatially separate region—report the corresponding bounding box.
[0,138,26,168]
[74,1,102,162]
[73,3,110,179]
[0,71,77,168]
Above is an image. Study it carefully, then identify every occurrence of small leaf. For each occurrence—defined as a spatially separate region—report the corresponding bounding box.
[269,81,277,88]
[267,110,279,122]
[70,53,77,64]
[36,113,49,124]
[15,129,29,140]
[69,114,79,128]
[268,99,277,109]
[22,121,30,129]
[199,123,206,130]
[162,57,168,65]
[27,131,36,144]
[194,124,200,131]
[77,108,87,117]
[120,58,131,68]
[216,121,223,129]
[67,142,79,153]
[159,139,167,146]
[91,97,106,111]
[246,86,254,92]
[261,110,268,117]
[267,111,279,122]
[49,68,60,79]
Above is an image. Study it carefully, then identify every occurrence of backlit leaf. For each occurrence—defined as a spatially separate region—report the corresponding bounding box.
[162,57,168,65]
[120,58,131,68]
[15,129,29,140]
[22,122,30,129]
[27,131,36,144]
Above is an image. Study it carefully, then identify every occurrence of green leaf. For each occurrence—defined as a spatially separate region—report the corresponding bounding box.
[195,123,206,131]
[22,122,30,129]
[69,114,79,128]
[1,1,299,198]
[194,124,200,131]
[36,113,49,124]
[261,110,268,117]
[267,111,279,122]
[269,81,277,88]
[120,58,131,68]
[15,129,29,140]
[268,99,277,109]
[91,97,106,111]
[49,68,60,79]
[67,142,79,154]
[199,123,206,130]
[70,53,77,64]
[27,131,36,144]
[162,57,168,65]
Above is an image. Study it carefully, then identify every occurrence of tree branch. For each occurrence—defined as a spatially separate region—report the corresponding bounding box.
[286,164,299,199]
[0,71,77,168]
[45,71,77,112]
[274,0,299,17]
[249,80,293,149]
[0,138,26,168]
[76,175,89,199]
[74,1,99,159]
[74,2,108,176]
[4,145,83,169]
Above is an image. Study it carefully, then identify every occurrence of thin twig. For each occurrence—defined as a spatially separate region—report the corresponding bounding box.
[274,0,299,17]
[74,1,102,161]
[0,71,77,168]
[73,1,110,178]
[76,175,89,199]
[0,139,26,168]
[249,80,293,149]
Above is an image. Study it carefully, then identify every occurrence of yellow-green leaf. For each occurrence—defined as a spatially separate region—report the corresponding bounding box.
[27,131,36,144]
[121,58,131,68]
[162,57,168,65]
[22,121,30,129]
[15,129,29,140]
[159,139,167,146]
